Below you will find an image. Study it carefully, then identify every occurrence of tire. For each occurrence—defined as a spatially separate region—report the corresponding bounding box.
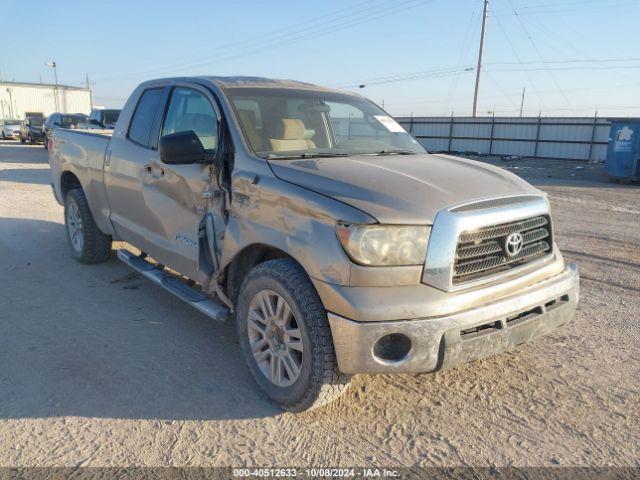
[20,135,25,144]
[64,188,112,264]
[236,258,351,412]
[43,134,48,149]
[28,134,33,144]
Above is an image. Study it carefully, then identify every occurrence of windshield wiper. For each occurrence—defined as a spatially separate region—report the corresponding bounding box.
[370,149,417,156]
[261,152,351,160]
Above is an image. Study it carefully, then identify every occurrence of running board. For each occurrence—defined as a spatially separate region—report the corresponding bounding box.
[116,249,229,322]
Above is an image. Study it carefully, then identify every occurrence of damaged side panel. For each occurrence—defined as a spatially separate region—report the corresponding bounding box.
[219,157,374,287]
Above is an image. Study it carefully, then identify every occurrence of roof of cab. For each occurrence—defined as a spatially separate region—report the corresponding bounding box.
[197,76,330,90]
[139,75,354,95]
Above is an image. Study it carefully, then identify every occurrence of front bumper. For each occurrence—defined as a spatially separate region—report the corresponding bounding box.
[328,263,579,374]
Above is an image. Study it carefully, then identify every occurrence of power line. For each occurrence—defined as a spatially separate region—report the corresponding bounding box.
[490,4,547,109]
[334,66,475,89]
[489,0,638,16]
[330,58,640,91]
[503,0,571,105]
[93,0,377,79]
[95,0,436,84]
[445,3,481,113]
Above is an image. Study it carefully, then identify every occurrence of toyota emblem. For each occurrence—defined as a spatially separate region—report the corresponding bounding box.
[504,232,524,257]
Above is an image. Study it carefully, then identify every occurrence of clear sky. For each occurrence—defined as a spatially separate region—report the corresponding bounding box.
[3,0,640,116]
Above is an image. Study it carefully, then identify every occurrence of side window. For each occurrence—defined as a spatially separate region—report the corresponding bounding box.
[161,87,218,151]
[128,88,163,148]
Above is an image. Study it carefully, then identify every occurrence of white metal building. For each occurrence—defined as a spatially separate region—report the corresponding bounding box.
[396,116,624,162]
[0,81,92,120]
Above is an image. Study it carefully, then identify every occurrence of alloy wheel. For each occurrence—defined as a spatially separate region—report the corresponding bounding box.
[66,200,84,254]
[247,290,304,387]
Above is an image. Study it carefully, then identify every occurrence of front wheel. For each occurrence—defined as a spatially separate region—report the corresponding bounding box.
[236,259,351,412]
[64,188,112,263]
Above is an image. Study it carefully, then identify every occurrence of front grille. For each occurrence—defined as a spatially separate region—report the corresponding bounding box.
[453,215,552,284]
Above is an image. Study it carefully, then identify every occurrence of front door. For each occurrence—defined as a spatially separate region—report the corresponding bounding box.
[139,85,223,283]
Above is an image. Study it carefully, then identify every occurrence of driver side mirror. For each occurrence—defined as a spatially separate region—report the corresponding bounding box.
[159,130,214,165]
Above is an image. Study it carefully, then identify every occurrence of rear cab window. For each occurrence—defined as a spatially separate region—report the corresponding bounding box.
[128,88,164,148]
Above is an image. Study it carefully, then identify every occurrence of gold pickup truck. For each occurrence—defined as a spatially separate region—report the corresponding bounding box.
[48,76,579,412]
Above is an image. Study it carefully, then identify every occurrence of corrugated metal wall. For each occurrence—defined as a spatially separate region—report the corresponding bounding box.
[396,116,625,162]
[0,82,92,120]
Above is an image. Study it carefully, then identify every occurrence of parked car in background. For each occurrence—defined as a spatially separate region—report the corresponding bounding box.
[1,119,22,140]
[43,113,88,149]
[19,116,45,144]
[48,76,579,412]
[85,109,121,130]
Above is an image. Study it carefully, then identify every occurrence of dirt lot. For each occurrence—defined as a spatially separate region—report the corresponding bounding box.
[0,140,638,469]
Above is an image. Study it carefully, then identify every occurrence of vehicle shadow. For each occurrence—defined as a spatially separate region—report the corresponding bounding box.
[0,167,51,185]
[0,217,281,421]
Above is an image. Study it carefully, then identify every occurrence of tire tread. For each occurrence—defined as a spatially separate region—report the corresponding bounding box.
[238,259,351,412]
[65,188,112,264]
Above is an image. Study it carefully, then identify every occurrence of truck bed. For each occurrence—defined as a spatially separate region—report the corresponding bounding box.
[49,127,114,234]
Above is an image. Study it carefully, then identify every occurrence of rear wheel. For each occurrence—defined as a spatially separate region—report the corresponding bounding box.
[64,188,112,264]
[236,259,351,412]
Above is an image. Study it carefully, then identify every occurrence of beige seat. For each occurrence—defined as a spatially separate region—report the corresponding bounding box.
[237,110,264,151]
[269,119,316,152]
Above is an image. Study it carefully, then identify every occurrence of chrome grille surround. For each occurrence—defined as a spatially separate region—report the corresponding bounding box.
[453,215,552,284]
[422,195,555,292]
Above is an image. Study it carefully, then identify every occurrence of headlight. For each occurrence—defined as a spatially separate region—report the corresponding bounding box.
[335,223,430,266]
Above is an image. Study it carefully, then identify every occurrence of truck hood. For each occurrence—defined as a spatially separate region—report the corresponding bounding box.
[268,153,541,224]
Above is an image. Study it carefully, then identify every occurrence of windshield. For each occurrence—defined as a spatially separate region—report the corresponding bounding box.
[29,117,45,126]
[61,115,86,127]
[2,119,20,126]
[225,87,426,158]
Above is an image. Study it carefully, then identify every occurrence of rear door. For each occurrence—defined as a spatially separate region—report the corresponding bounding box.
[137,84,222,283]
[105,86,167,255]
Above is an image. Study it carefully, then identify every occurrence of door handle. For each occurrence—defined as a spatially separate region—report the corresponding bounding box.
[144,163,165,176]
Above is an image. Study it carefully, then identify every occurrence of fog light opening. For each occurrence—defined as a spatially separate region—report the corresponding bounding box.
[373,333,412,363]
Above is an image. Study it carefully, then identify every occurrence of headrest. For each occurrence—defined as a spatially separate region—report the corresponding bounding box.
[280,119,306,140]
[302,128,315,140]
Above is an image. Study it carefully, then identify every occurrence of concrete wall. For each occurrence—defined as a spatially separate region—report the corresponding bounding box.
[0,82,92,120]
[395,116,631,162]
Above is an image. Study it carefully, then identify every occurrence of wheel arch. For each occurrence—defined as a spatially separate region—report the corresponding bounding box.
[60,170,83,200]
[224,243,299,305]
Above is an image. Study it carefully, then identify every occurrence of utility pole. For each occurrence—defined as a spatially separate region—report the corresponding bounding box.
[519,87,526,117]
[6,88,14,118]
[46,61,59,111]
[86,73,94,109]
[472,0,488,117]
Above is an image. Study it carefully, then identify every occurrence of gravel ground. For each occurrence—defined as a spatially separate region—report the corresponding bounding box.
[0,141,638,469]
